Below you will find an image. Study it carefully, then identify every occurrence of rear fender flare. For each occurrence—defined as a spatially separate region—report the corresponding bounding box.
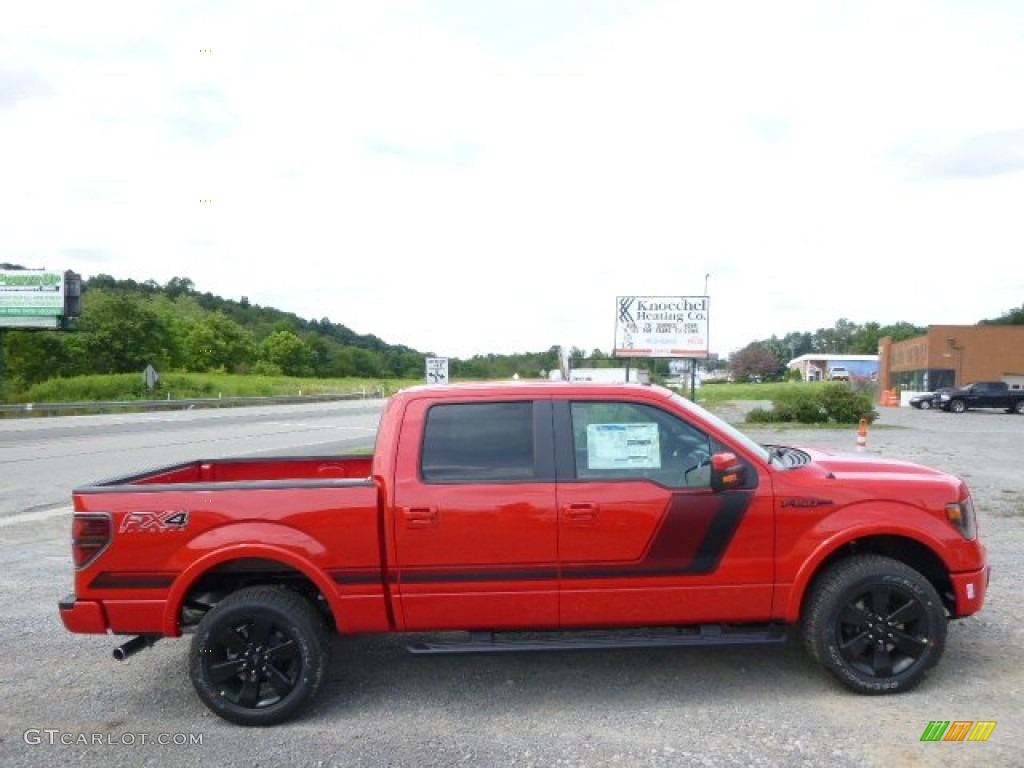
[161,523,341,636]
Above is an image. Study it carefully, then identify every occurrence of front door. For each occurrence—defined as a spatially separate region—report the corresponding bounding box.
[554,398,774,627]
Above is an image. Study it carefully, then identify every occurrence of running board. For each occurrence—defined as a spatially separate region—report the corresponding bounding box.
[407,625,789,655]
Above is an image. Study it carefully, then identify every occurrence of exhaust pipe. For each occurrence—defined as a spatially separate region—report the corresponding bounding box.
[112,634,160,661]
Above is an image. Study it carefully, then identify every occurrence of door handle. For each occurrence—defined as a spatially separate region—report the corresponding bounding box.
[563,502,599,523]
[403,507,438,528]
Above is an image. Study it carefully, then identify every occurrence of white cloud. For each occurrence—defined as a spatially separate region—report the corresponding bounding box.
[3,0,1023,358]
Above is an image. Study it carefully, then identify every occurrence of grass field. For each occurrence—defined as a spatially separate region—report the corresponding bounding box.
[10,372,423,403]
[10,373,868,410]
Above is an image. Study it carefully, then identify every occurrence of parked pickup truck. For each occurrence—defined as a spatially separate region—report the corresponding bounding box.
[827,366,851,381]
[937,381,1024,413]
[60,382,989,726]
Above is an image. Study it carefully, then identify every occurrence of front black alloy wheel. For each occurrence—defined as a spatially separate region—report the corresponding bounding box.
[803,556,946,694]
[189,586,330,726]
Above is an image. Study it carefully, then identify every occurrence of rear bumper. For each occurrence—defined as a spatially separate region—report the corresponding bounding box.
[950,566,990,618]
[59,594,110,634]
[59,594,168,635]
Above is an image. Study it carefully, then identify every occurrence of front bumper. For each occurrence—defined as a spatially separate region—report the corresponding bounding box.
[950,566,990,618]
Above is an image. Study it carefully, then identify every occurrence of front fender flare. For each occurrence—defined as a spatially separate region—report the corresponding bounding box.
[779,505,957,623]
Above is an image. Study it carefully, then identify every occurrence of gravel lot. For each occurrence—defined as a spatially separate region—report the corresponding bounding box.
[0,403,1020,767]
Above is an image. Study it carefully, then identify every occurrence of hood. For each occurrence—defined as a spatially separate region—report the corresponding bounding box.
[801,447,955,483]
[770,446,965,514]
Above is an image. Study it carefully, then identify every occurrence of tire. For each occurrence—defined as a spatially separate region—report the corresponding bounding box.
[803,556,946,695]
[949,399,967,413]
[1014,400,1024,415]
[189,586,331,726]
[919,400,931,410]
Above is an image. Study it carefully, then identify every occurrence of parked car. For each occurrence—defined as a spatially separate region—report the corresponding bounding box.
[910,388,953,410]
[828,367,850,381]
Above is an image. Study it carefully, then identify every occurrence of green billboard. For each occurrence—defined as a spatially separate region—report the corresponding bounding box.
[0,270,68,328]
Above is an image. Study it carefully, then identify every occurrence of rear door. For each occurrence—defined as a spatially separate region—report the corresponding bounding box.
[390,396,559,630]
[980,383,1007,407]
[553,397,774,627]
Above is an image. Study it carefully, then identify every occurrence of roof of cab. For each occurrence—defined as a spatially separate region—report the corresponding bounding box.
[393,380,675,401]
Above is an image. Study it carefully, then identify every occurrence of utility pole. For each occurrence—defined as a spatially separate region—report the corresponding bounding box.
[696,272,711,401]
[0,329,5,401]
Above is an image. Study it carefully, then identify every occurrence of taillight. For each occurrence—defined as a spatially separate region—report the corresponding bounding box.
[72,514,111,568]
[946,497,978,540]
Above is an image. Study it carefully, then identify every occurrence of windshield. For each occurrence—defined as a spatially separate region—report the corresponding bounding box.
[669,393,771,464]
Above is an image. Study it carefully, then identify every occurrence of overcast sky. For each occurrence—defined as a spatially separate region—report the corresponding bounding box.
[3,1,1023,359]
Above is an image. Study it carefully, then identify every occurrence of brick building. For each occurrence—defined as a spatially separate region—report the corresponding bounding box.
[878,325,1024,392]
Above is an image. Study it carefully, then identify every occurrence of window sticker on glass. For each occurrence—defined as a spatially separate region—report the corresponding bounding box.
[586,423,661,469]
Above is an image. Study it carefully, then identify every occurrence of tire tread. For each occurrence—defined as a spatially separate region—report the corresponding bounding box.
[188,585,331,726]
[803,555,946,695]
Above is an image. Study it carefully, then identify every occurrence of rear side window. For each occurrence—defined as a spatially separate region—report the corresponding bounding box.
[421,402,535,483]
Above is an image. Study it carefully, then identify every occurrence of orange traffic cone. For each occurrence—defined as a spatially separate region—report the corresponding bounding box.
[856,418,868,451]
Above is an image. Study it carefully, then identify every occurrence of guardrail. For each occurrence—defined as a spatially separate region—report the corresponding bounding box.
[0,389,386,417]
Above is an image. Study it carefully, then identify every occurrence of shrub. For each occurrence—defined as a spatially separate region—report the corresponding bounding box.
[744,383,878,425]
[817,383,878,424]
[771,389,828,423]
[251,361,283,377]
[15,374,149,402]
[745,406,778,423]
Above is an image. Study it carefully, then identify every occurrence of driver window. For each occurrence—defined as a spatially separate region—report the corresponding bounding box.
[569,401,712,488]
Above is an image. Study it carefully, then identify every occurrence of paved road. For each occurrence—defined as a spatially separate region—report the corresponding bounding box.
[0,399,385,521]
[0,402,1020,767]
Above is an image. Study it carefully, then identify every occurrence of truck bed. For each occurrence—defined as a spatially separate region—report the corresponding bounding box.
[77,454,374,489]
[65,452,385,638]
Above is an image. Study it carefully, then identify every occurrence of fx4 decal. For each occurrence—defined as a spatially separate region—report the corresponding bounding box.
[780,497,834,508]
[119,510,190,533]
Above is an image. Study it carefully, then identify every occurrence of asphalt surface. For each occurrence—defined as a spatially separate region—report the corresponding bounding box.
[0,401,1020,767]
[0,399,385,520]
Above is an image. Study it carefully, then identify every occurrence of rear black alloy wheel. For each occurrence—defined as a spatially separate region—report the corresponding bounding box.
[803,556,946,694]
[189,586,330,726]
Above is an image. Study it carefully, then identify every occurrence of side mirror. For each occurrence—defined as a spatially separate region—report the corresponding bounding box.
[711,452,747,491]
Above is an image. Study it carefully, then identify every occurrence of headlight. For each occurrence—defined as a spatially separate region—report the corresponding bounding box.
[946,497,977,540]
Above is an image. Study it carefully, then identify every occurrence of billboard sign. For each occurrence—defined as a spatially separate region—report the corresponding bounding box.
[1,269,65,327]
[614,296,709,358]
[0,315,62,329]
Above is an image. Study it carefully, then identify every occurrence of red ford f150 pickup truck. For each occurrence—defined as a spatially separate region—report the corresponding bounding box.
[59,382,989,726]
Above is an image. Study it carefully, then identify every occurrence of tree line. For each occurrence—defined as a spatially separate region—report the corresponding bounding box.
[2,274,432,391]
[3,267,1021,392]
[0,272,576,391]
[727,305,1024,382]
